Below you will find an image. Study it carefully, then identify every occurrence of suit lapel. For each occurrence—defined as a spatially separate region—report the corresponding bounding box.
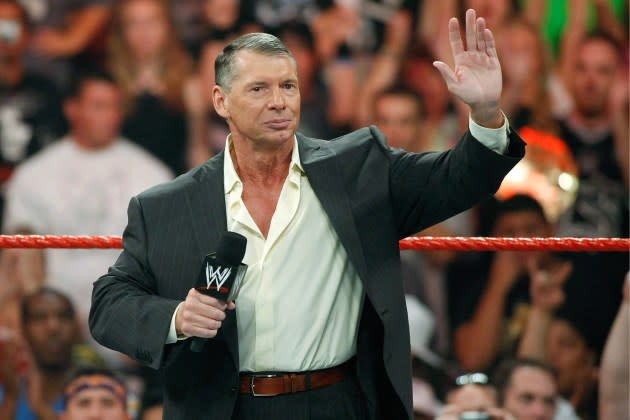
[184,151,227,258]
[183,151,239,369]
[298,135,369,283]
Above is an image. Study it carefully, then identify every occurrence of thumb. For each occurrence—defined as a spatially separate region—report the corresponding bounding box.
[433,61,457,85]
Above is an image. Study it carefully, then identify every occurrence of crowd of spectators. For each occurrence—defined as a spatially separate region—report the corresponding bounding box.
[0,0,627,419]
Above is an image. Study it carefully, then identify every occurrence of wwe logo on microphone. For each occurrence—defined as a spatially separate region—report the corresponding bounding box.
[205,263,232,294]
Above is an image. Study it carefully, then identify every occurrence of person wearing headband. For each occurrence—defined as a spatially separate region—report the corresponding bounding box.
[60,367,129,420]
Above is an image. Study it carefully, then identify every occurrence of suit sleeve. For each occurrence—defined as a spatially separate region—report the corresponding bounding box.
[377,127,526,238]
[89,196,180,369]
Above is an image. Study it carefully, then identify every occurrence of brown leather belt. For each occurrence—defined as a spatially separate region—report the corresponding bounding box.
[239,360,352,397]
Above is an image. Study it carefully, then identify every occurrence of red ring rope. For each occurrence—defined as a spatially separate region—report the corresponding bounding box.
[0,235,627,251]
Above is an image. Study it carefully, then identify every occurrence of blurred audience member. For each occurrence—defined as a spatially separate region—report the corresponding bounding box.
[242,0,315,30]
[556,33,628,238]
[403,43,462,152]
[496,18,561,133]
[436,372,516,420]
[191,0,254,58]
[108,0,192,174]
[449,195,572,372]
[0,287,84,419]
[18,0,112,90]
[169,0,204,53]
[279,22,338,140]
[543,0,627,59]
[520,305,601,419]
[373,85,423,151]
[0,0,66,219]
[1,70,171,364]
[598,272,629,420]
[183,37,229,167]
[60,366,130,420]
[544,310,598,419]
[494,358,580,420]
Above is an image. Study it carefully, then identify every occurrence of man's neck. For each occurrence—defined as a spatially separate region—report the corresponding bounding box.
[230,136,293,186]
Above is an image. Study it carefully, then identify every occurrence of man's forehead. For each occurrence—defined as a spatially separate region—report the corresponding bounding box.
[232,51,296,78]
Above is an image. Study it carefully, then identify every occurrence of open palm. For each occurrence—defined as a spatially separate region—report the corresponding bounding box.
[434,9,502,109]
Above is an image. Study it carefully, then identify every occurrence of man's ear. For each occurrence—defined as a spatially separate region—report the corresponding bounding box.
[212,86,229,119]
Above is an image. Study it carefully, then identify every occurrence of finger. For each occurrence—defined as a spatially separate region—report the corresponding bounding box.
[466,9,476,51]
[188,315,222,332]
[185,302,227,321]
[484,28,499,60]
[193,291,228,310]
[433,61,458,85]
[476,17,487,52]
[227,301,236,310]
[447,17,464,58]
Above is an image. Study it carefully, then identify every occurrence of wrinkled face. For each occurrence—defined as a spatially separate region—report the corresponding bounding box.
[62,388,129,420]
[65,80,123,149]
[545,319,594,397]
[374,94,422,149]
[571,39,619,118]
[0,2,29,59]
[213,50,300,149]
[503,367,557,420]
[122,0,168,60]
[23,294,77,370]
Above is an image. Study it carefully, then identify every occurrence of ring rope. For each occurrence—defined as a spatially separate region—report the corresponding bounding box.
[0,235,627,251]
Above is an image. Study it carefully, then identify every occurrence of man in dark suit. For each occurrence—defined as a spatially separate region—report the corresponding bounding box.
[89,9,525,420]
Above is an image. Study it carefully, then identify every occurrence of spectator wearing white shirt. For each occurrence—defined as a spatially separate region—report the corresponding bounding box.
[0,69,171,364]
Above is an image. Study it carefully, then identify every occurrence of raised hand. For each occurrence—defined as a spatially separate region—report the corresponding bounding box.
[433,9,503,127]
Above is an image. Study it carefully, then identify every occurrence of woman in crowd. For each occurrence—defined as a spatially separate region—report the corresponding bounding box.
[108,0,192,175]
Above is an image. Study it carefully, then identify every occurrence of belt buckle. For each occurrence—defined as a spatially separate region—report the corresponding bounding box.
[250,374,280,397]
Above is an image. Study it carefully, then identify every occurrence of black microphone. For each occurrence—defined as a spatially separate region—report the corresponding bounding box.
[190,232,247,352]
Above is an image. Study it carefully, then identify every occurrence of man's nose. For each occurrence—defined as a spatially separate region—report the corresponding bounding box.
[268,87,286,109]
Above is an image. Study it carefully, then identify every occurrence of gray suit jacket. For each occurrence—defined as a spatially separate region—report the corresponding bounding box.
[89,125,524,419]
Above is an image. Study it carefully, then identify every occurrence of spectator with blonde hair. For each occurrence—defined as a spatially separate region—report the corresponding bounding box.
[108,0,192,174]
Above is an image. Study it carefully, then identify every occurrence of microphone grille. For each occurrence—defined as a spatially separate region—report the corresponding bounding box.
[216,231,247,265]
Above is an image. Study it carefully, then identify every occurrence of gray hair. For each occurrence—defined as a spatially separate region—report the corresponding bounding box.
[215,32,294,91]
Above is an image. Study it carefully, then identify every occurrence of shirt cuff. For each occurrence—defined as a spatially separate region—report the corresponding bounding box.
[166,302,188,344]
[468,113,509,154]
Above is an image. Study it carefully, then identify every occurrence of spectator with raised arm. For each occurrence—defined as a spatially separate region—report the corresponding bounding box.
[18,0,112,90]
